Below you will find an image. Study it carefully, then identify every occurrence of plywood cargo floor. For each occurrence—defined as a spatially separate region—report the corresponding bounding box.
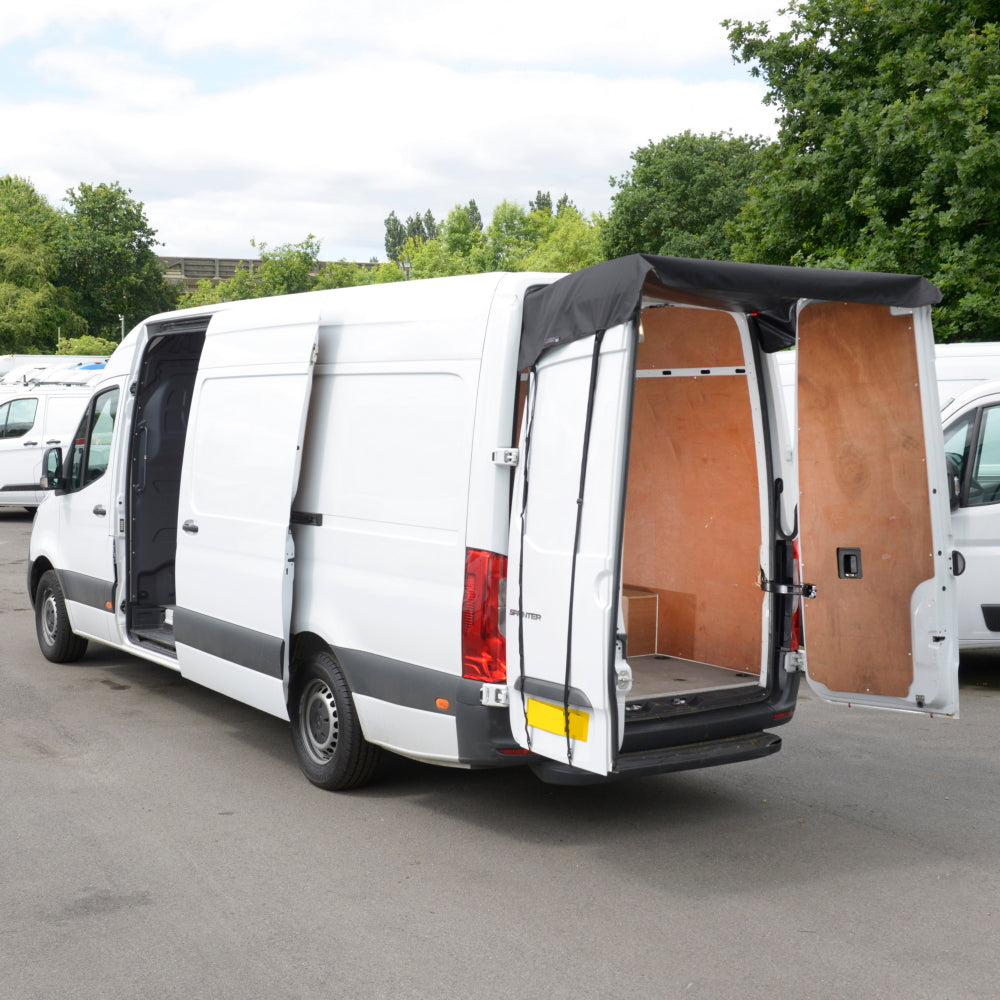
[627,654,760,699]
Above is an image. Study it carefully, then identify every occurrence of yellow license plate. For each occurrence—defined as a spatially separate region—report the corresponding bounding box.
[525,698,589,742]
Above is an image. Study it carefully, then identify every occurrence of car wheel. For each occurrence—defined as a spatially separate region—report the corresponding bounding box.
[289,651,382,790]
[35,570,88,663]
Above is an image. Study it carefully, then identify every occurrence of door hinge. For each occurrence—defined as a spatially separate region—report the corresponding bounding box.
[491,448,519,467]
[784,650,806,673]
[760,579,817,599]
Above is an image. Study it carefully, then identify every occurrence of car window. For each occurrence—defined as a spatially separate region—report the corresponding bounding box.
[67,387,119,491]
[969,404,1000,507]
[0,397,39,438]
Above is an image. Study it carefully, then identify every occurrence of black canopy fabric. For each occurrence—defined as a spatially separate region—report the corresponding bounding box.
[518,253,941,370]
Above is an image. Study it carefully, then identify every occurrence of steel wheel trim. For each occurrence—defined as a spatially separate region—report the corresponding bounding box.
[40,591,59,646]
[300,679,339,764]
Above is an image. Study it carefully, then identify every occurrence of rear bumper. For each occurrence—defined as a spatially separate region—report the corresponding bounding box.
[529,730,782,785]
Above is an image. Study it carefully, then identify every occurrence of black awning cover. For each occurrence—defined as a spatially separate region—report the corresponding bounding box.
[518,253,941,370]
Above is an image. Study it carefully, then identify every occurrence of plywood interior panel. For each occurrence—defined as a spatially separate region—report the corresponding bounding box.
[797,302,932,697]
[638,305,747,369]
[623,307,763,674]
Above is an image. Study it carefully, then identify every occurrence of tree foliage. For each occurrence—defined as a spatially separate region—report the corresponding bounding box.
[178,236,325,306]
[392,195,603,278]
[56,334,119,355]
[384,210,407,263]
[603,131,768,260]
[58,182,173,338]
[727,0,1000,341]
[0,176,87,351]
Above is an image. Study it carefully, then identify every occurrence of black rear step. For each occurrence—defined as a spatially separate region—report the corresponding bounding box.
[529,731,782,785]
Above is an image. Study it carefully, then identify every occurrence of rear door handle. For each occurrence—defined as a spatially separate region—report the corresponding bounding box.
[93,505,106,516]
[182,520,199,534]
[23,441,38,447]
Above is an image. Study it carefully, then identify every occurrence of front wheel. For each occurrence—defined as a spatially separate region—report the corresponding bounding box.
[289,651,382,790]
[35,569,88,663]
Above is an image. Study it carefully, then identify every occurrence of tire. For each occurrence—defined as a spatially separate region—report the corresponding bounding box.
[289,651,382,790]
[35,569,88,663]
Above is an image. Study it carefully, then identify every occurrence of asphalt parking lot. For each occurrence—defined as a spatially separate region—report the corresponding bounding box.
[2,507,999,1000]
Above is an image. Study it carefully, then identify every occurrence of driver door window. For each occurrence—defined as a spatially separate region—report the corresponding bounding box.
[68,387,119,491]
[945,404,1000,508]
[969,405,1000,506]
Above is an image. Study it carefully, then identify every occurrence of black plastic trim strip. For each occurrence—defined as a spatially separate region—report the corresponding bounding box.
[59,569,115,613]
[513,674,593,710]
[174,607,284,678]
[1,483,39,492]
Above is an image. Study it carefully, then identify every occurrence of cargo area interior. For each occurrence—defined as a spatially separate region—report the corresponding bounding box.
[126,325,208,654]
[620,300,767,706]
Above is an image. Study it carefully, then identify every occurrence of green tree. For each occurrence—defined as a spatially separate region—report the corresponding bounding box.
[603,131,768,260]
[529,191,553,214]
[467,199,483,232]
[58,182,172,338]
[178,236,322,306]
[484,200,531,270]
[314,259,405,288]
[440,204,487,259]
[521,206,604,273]
[56,334,119,355]
[364,262,407,283]
[0,175,87,351]
[384,210,407,263]
[402,235,477,279]
[726,0,1000,341]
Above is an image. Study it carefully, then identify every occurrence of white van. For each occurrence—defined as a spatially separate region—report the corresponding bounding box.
[0,386,97,510]
[936,343,1000,409]
[0,356,108,391]
[26,256,959,789]
[942,378,1000,650]
[776,341,1000,418]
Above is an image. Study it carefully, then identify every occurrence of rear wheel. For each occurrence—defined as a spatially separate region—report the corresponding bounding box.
[289,651,381,790]
[35,570,88,663]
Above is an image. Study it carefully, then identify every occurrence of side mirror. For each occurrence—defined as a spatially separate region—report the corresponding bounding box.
[40,447,64,491]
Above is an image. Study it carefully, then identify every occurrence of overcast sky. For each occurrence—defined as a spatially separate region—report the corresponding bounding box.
[2,1,787,262]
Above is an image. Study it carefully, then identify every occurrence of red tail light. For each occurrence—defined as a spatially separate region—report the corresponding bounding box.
[790,539,803,651]
[462,548,507,682]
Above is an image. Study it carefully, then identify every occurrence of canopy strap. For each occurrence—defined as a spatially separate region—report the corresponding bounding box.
[563,329,605,764]
[516,366,537,748]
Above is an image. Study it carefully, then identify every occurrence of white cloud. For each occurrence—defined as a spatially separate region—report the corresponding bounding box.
[1,1,787,260]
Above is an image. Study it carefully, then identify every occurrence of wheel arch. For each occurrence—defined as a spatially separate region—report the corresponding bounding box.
[28,557,55,609]
[289,630,331,680]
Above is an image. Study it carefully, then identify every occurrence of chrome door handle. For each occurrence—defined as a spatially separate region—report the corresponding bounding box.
[182,520,199,534]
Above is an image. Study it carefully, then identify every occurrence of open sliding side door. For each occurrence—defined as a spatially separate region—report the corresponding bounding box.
[506,322,636,775]
[174,299,319,720]
[796,301,958,715]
